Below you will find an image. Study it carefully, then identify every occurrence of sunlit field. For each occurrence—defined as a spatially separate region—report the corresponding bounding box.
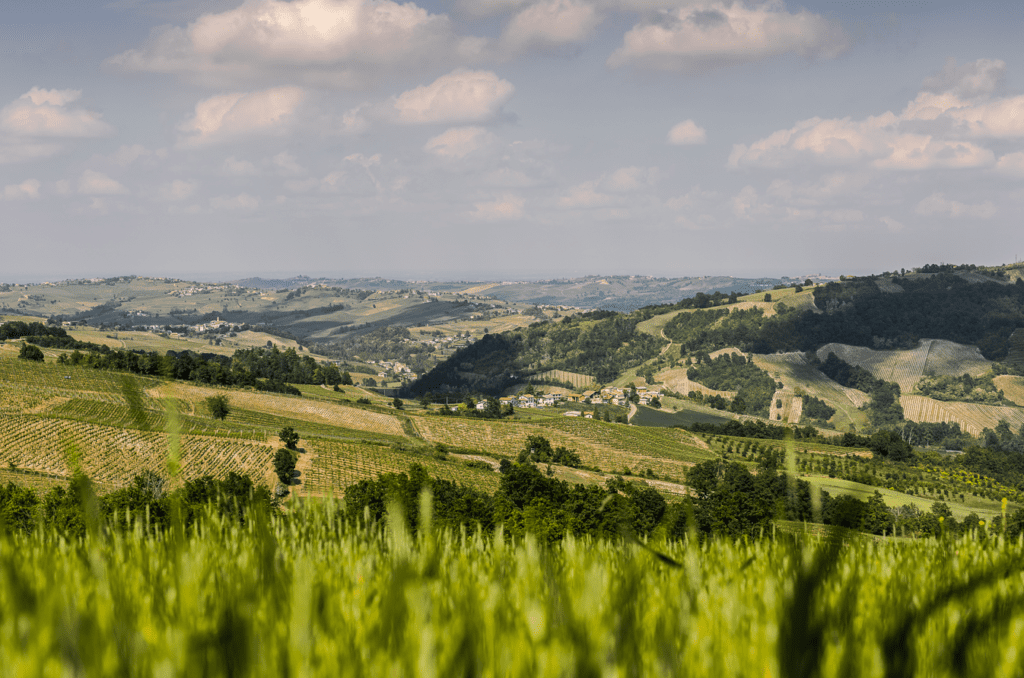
[1,498,1022,677]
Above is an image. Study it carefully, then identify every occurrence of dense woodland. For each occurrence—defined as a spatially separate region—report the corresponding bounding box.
[660,274,1024,359]
[410,310,665,395]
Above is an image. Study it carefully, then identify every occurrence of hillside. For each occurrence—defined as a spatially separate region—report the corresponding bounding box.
[3,335,1021,528]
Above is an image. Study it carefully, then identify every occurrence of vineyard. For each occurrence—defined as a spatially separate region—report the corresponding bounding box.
[900,395,1024,436]
[752,353,869,430]
[412,414,710,481]
[1005,328,1024,371]
[530,369,594,389]
[817,340,991,394]
[656,367,737,399]
[300,439,501,496]
[993,375,1024,406]
[154,382,406,437]
[0,414,274,486]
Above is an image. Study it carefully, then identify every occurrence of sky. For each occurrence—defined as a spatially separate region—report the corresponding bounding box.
[2,0,1023,283]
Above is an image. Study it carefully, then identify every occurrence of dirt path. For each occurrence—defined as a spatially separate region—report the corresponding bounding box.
[628,401,638,423]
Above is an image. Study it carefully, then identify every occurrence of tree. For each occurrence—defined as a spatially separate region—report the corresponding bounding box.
[392,397,404,410]
[763,293,772,302]
[18,344,44,362]
[274,448,297,485]
[279,426,299,450]
[205,394,230,420]
[870,429,913,462]
[340,371,353,386]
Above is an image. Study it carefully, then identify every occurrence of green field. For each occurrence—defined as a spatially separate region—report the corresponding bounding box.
[2,505,1023,677]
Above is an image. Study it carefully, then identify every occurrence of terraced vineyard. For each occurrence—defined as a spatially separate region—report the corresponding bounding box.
[900,395,1024,435]
[300,439,501,496]
[817,339,990,394]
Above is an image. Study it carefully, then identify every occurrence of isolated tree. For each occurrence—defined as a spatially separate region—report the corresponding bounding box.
[392,397,404,410]
[279,426,300,450]
[18,344,44,362]
[274,448,297,485]
[763,293,772,302]
[205,394,230,420]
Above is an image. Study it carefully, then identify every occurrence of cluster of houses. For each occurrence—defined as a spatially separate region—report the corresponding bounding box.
[485,385,663,411]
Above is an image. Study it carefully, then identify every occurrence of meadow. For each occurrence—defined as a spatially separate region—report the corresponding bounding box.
[1,500,1022,677]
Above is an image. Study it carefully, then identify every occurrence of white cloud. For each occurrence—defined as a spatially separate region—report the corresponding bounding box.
[501,0,601,52]
[392,70,514,124]
[668,119,706,145]
[424,126,497,158]
[0,87,113,139]
[78,170,129,195]
[915,192,996,219]
[731,59,1024,172]
[608,1,848,72]
[2,179,41,200]
[179,86,304,146]
[922,58,1005,98]
[158,179,197,201]
[470,194,525,220]
[210,193,260,210]
[106,0,481,88]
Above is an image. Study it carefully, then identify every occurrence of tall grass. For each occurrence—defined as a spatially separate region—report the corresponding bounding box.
[1,501,1022,677]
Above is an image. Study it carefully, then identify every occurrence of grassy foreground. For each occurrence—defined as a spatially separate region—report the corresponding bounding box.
[2,499,1023,677]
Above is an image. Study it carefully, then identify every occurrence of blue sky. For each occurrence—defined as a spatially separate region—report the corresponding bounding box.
[2,0,1023,282]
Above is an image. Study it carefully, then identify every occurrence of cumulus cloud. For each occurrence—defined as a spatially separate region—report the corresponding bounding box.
[470,194,525,220]
[106,0,483,88]
[0,88,114,138]
[921,58,1005,98]
[392,70,514,124]
[424,126,497,158]
[728,59,1024,172]
[608,1,849,72]
[915,192,996,219]
[78,170,129,195]
[178,86,304,146]
[501,0,601,52]
[668,119,706,145]
[2,179,41,200]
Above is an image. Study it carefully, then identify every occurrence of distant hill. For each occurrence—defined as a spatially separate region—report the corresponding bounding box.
[228,274,817,311]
